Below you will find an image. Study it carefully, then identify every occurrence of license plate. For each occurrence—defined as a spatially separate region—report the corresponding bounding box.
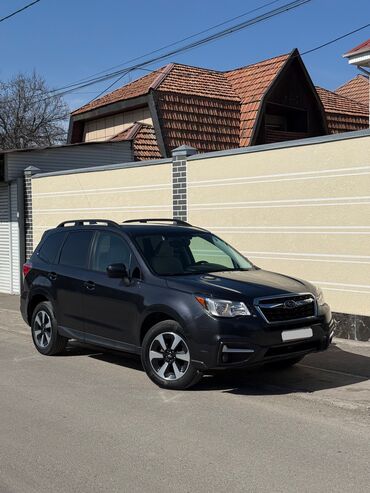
[281,327,313,342]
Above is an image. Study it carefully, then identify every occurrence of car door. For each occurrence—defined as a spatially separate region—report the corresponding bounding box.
[55,229,94,337]
[82,230,142,346]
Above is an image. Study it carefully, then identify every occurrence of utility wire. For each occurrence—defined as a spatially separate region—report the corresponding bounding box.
[301,22,370,55]
[46,0,287,95]
[43,0,311,102]
[0,0,41,23]
[111,20,370,96]
[46,19,370,105]
[66,0,284,87]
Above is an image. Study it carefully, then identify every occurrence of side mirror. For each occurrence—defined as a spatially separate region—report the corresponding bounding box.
[107,263,128,279]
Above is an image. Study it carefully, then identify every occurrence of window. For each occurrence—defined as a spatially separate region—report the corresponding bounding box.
[38,232,66,264]
[190,236,234,269]
[92,232,132,272]
[134,233,253,276]
[59,231,93,268]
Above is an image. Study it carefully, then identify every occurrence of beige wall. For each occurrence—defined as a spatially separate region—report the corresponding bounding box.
[187,136,370,316]
[31,133,370,317]
[32,162,172,246]
[83,107,152,142]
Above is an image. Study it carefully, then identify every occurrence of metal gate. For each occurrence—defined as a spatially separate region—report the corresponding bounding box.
[0,182,20,294]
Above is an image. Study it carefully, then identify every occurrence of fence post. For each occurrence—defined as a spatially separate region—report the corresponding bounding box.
[23,166,40,260]
[171,145,197,221]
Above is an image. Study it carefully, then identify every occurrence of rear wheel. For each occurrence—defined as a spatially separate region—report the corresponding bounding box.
[31,301,67,355]
[265,356,304,369]
[141,320,202,390]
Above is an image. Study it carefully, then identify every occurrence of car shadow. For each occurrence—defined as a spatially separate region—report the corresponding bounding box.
[193,344,370,395]
[64,340,144,372]
[63,341,369,395]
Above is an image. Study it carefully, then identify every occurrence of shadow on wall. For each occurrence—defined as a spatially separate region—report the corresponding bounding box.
[62,341,369,396]
[334,312,370,342]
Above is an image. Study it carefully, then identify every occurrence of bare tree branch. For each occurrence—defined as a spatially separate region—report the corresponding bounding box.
[0,72,69,150]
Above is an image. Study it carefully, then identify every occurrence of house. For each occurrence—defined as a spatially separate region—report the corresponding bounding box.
[1,47,368,295]
[68,49,368,159]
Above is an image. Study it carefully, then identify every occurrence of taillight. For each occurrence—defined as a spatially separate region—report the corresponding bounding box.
[23,263,32,279]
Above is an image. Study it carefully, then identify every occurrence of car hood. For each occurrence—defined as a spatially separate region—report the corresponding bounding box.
[166,268,317,300]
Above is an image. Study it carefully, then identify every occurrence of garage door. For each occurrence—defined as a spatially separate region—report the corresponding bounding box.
[0,182,20,294]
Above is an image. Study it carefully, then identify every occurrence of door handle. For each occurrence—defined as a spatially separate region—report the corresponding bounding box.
[48,272,57,281]
[84,281,95,291]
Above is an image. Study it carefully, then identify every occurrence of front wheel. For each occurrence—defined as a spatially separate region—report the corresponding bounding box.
[141,320,202,390]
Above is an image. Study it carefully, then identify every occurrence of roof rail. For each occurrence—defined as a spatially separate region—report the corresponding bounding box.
[57,219,120,228]
[122,218,192,226]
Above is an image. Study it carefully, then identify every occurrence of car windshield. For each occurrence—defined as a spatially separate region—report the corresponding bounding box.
[133,232,254,276]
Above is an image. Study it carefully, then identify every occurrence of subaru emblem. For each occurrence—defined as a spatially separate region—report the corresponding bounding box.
[284,300,297,309]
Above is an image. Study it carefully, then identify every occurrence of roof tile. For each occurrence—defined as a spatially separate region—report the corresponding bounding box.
[110,122,162,160]
[316,86,368,133]
[71,67,170,115]
[335,75,369,107]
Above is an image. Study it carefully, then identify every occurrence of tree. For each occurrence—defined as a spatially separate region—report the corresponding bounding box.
[0,72,69,150]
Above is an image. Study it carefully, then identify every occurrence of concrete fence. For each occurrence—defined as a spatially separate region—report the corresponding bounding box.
[30,130,370,339]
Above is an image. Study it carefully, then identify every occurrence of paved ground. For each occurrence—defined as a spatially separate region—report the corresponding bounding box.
[0,295,369,493]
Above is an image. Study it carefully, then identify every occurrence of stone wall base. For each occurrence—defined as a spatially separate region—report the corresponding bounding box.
[333,312,370,342]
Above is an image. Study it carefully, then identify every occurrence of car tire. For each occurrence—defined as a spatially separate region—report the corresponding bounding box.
[265,356,304,369]
[141,320,202,390]
[31,301,67,356]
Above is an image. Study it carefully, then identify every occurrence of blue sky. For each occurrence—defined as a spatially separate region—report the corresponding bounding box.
[1,0,369,111]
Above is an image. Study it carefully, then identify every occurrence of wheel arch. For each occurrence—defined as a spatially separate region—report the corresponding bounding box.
[139,306,185,345]
[27,290,53,324]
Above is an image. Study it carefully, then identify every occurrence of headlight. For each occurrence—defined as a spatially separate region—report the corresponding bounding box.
[316,287,325,305]
[195,296,251,317]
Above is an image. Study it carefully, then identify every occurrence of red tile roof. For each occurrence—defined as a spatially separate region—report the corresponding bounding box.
[335,75,369,107]
[110,122,162,160]
[71,50,367,156]
[344,38,370,57]
[155,91,240,154]
[158,63,238,100]
[316,86,368,133]
[71,66,172,115]
[72,54,290,150]
[225,53,290,145]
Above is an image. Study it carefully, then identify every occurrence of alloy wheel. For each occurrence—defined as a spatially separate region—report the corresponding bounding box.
[149,332,190,381]
[33,310,52,348]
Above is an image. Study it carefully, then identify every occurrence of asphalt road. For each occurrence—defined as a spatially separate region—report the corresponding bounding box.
[0,296,369,493]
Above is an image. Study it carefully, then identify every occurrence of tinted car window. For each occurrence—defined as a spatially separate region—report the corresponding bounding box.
[59,231,93,268]
[92,232,132,272]
[38,232,66,264]
[134,233,253,275]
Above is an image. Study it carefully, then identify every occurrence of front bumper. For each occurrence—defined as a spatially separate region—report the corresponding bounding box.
[187,303,334,370]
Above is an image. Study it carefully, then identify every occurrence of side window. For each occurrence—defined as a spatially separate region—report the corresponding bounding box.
[92,232,132,273]
[38,232,66,264]
[59,231,93,268]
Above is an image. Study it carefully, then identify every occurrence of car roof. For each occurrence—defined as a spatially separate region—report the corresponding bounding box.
[48,221,208,236]
[120,224,207,235]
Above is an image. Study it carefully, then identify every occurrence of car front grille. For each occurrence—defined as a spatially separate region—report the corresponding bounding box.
[255,293,316,323]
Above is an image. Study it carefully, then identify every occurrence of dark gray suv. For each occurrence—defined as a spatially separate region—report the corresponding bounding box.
[21,218,334,389]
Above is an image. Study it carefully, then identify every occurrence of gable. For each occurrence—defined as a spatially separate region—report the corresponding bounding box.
[224,54,290,146]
